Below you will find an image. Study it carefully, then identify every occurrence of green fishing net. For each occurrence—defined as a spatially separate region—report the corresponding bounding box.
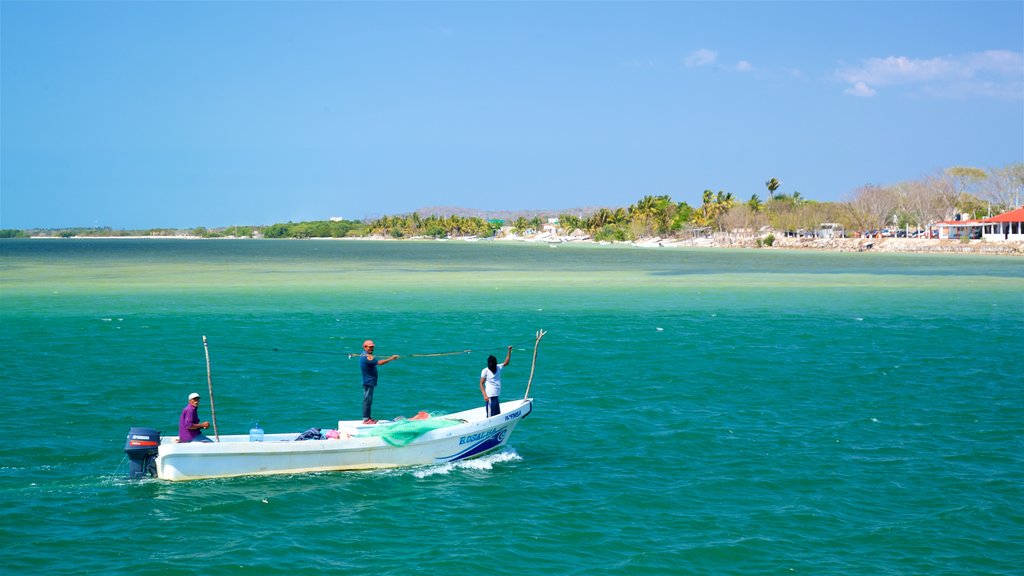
[355,417,463,447]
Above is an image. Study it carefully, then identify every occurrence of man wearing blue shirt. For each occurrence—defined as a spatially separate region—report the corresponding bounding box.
[359,340,399,424]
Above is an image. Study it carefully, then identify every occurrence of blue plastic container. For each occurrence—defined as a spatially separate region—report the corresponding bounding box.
[249,422,264,442]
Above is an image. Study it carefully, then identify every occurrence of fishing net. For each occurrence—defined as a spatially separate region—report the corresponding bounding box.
[355,416,464,447]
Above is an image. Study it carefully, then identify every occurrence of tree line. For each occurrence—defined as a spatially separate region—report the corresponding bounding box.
[5,163,1020,241]
[349,163,1024,241]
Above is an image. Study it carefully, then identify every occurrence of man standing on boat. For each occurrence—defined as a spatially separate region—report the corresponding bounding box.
[479,346,513,417]
[359,340,399,424]
[178,392,212,442]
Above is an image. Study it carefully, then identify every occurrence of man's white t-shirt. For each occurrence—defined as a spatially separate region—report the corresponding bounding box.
[481,365,503,397]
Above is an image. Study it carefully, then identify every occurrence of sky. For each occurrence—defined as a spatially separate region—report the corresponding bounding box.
[2,1,1022,229]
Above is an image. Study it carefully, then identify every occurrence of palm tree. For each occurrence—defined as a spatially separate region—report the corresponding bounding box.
[694,190,716,227]
[716,191,735,210]
[559,214,582,234]
[766,178,780,202]
[651,195,675,235]
[591,208,612,230]
[628,196,660,236]
[748,194,763,213]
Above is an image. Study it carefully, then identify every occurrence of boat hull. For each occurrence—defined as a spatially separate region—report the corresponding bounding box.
[155,398,532,481]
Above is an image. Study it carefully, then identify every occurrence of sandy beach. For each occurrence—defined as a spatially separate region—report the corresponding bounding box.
[491,233,1024,255]
[649,235,1024,255]
[22,232,1024,255]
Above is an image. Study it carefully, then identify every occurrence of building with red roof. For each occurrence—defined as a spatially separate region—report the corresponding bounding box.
[933,206,1024,241]
[933,215,985,240]
[980,206,1024,241]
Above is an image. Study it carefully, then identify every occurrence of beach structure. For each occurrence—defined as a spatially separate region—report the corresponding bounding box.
[568,228,591,241]
[980,206,1024,242]
[818,223,844,239]
[933,207,1024,241]
[934,214,986,240]
[542,218,559,236]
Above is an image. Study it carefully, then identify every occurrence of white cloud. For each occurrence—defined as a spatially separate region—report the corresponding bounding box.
[685,48,717,67]
[965,49,1024,76]
[836,50,1023,98]
[683,49,754,73]
[845,81,876,98]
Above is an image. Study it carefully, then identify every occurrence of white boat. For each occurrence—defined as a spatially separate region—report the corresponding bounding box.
[126,398,533,481]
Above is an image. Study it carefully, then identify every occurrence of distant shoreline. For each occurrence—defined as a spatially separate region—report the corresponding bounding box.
[20,232,1024,255]
[510,234,1024,255]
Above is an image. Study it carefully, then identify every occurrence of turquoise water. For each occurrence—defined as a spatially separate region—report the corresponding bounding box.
[1,239,1022,575]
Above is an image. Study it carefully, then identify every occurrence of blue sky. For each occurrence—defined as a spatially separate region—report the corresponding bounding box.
[2,1,1022,229]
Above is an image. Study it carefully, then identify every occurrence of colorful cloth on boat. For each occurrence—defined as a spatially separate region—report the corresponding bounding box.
[295,428,325,441]
[355,417,462,447]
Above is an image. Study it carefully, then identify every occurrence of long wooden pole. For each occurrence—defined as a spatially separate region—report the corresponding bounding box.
[523,329,546,400]
[203,336,220,442]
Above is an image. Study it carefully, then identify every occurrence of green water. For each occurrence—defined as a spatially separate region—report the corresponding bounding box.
[1,239,1022,575]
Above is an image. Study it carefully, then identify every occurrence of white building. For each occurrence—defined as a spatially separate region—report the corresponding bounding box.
[933,207,1024,241]
[981,207,1024,242]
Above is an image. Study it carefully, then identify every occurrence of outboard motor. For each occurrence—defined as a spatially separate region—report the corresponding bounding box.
[124,427,161,479]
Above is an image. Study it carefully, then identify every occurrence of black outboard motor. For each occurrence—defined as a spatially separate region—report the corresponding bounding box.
[125,427,161,479]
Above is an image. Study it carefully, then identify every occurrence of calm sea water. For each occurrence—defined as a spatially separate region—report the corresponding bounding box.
[1,239,1022,575]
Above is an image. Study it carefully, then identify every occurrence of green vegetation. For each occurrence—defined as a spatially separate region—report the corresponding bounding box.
[4,163,1020,241]
[262,220,366,239]
[765,178,780,202]
[364,213,498,239]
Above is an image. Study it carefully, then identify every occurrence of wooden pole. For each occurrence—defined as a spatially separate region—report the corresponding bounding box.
[523,329,546,400]
[203,336,220,442]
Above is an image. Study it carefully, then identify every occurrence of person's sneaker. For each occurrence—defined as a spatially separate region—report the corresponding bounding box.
[362,419,378,425]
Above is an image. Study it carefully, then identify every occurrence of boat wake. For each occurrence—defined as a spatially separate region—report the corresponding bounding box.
[412,449,522,478]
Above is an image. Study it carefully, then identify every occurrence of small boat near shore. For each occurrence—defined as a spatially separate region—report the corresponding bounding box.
[125,398,533,481]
